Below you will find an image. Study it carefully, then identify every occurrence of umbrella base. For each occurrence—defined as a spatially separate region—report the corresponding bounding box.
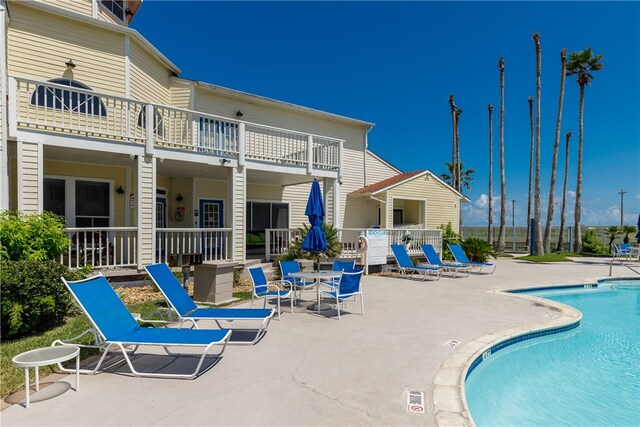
[307,302,334,312]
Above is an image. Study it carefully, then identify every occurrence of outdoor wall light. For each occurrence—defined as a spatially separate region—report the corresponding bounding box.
[176,194,184,202]
[236,110,243,118]
[65,59,76,69]
[221,159,231,164]
[116,186,125,195]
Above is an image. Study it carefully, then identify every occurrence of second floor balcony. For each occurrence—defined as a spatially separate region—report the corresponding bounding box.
[9,76,343,175]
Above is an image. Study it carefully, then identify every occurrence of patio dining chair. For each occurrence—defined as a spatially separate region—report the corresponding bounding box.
[390,244,442,280]
[53,273,231,379]
[248,266,294,319]
[320,268,364,319]
[324,259,357,288]
[419,244,471,277]
[279,260,316,299]
[144,263,274,345]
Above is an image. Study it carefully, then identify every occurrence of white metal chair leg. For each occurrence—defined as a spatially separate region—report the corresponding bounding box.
[276,295,281,320]
[360,294,364,315]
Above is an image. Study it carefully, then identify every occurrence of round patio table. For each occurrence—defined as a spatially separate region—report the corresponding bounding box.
[12,345,80,408]
[288,271,341,313]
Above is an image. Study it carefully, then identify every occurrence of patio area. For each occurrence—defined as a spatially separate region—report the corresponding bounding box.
[1,257,627,426]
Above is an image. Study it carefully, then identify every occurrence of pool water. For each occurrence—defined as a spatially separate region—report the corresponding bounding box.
[465,280,640,427]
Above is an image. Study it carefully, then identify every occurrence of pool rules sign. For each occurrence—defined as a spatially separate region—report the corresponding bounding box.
[365,229,388,266]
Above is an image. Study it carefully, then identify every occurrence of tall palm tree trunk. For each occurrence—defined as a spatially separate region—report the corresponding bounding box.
[488,104,494,245]
[526,96,534,248]
[557,132,572,252]
[544,49,567,253]
[573,84,585,252]
[533,33,544,256]
[449,95,457,188]
[497,58,507,252]
[456,109,463,234]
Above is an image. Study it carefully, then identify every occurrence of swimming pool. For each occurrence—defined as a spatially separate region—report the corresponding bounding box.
[465,279,640,427]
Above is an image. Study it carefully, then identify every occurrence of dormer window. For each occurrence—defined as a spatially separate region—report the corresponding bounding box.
[30,79,107,117]
[101,0,125,21]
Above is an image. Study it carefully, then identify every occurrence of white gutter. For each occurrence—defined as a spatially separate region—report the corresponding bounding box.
[0,1,8,209]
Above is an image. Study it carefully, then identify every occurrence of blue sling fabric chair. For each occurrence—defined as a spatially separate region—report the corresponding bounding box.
[144,263,274,345]
[420,244,471,277]
[324,259,357,288]
[53,273,231,379]
[279,260,316,298]
[320,268,365,319]
[448,244,496,274]
[248,266,293,319]
[390,244,442,280]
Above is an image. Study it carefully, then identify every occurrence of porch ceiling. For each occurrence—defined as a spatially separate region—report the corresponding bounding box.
[246,169,316,186]
[156,159,229,180]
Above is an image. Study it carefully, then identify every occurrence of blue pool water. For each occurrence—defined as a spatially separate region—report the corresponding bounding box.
[465,280,640,427]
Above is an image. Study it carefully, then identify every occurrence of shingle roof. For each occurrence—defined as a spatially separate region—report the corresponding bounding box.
[349,170,427,195]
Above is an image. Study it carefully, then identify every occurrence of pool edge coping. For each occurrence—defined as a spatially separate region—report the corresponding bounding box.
[430,275,638,427]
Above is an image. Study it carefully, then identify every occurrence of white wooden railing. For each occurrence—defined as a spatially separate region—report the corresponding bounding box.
[10,76,342,171]
[62,227,137,269]
[155,228,232,264]
[265,228,443,261]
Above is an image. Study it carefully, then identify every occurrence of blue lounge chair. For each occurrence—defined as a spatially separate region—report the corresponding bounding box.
[248,266,293,319]
[448,243,496,274]
[280,260,316,298]
[144,263,274,345]
[390,244,442,280]
[53,274,231,379]
[419,244,471,277]
[321,269,365,319]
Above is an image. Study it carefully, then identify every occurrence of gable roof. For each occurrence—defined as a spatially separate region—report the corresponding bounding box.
[366,149,402,174]
[349,169,470,202]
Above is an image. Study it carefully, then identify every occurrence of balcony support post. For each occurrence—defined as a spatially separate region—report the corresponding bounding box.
[8,77,17,136]
[307,135,313,175]
[145,104,154,156]
[338,140,344,179]
[238,122,246,168]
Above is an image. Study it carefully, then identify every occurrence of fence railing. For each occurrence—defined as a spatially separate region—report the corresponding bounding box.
[62,227,138,269]
[155,228,232,264]
[11,76,342,172]
[265,228,442,261]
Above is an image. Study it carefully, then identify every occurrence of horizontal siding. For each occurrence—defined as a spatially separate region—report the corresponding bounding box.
[39,0,93,17]
[366,151,398,184]
[19,142,40,213]
[233,169,246,262]
[129,39,170,105]
[7,3,126,95]
[169,80,193,109]
[386,175,461,232]
[140,158,154,264]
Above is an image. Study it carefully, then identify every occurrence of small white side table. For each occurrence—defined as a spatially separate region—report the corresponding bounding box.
[12,345,80,408]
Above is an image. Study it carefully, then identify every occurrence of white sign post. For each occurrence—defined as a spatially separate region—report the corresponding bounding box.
[365,229,388,272]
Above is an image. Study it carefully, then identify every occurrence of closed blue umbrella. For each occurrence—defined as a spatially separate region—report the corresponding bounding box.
[636,214,640,239]
[302,179,328,254]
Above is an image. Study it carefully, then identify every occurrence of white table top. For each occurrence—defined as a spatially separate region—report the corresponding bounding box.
[288,271,341,280]
[12,346,80,368]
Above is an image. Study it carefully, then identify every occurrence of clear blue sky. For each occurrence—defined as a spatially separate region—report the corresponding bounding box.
[132,1,640,227]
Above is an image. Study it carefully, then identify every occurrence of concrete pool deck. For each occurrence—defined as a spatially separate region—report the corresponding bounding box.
[2,257,633,426]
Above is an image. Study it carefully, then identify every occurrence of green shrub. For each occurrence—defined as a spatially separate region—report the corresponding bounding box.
[581,230,608,255]
[0,260,90,340]
[461,238,496,263]
[438,222,461,260]
[0,210,69,261]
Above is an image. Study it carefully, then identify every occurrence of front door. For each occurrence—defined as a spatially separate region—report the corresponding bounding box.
[199,199,224,257]
[156,196,167,258]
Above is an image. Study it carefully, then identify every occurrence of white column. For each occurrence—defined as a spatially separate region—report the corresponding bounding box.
[230,166,246,263]
[145,104,154,156]
[333,177,341,229]
[137,155,156,269]
[238,122,246,168]
[0,5,8,210]
[307,135,313,175]
[16,141,42,213]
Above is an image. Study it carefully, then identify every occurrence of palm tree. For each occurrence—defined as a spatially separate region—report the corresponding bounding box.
[487,104,494,245]
[567,48,603,252]
[440,162,475,191]
[532,33,543,256]
[544,49,568,253]
[497,58,507,253]
[449,95,458,188]
[621,225,637,244]
[455,108,462,192]
[605,226,620,254]
[526,96,534,249]
[556,132,572,252]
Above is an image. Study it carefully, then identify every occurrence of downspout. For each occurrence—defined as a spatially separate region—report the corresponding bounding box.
[0,1,8,210]
[363,125,373,187]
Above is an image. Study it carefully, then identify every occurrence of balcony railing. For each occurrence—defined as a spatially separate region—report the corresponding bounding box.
[155,228,232,264]
[62,227,138,269]
[10,76,342,172]
[265,228,443,262]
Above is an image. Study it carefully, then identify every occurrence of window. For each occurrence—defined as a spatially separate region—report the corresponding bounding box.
[137,108,165,138]
[30,79,107,116]
[246,202,289,232]
[75,181,110,227]
[43,178,66,218]
[101,0,125,21]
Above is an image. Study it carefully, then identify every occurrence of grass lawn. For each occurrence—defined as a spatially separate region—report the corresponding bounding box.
[518,252,577,262]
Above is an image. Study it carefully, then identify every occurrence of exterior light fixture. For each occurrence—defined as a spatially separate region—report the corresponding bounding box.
[236,110,243,118]
[116,186,125,195]
[65,59,76,69]
[221,159,231,164]
[176,194,184,202]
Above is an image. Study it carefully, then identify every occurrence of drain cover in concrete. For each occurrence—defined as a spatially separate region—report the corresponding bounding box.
[407,390,425,414]
[442,339,460,348]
